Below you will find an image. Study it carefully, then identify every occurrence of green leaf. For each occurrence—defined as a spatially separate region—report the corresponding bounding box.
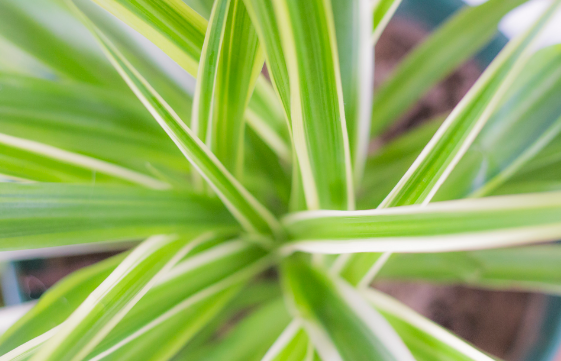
[260,322,310,361]
[274,0,354,210]
[372,0,403,44]
[29,234,207,361]
[78,0,197,124]
[175,279,283,357]
[0,73,186,188]
[88,290,239,361]
[346,30,561,286]
[490,122,561,196]
[0,133,170,190]
[243,128,291,214]
[84,242,272,361]
[178,299,291,361]
[90,0,207,77]
[183,0,215,19]
[377,245,561,295]
[244,78,291,161]
[362,289,496,361]
[212,0,263,175]
[191,0,230,147]
[0,0,122,86]
[353,44,561,281]
[284,191,561,254]
[88,0,288,161]
[331,0,374,182]
[0,37,53,78]
[193,0,264,176]
[370,0,528,138]
[0,142,125,185]
[435,44,561,200]
[358,117,444,209]
[229,1,302,208]
[75,14,281,236]
[281,258,414,361]
[243,0,290,122]
[0,183,236,253]
[379,0,560,208]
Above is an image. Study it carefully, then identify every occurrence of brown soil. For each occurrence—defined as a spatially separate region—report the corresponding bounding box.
[373,18,546,361]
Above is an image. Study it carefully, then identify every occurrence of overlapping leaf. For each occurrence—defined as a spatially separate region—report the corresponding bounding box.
[177,299,291,361]
[83,241,271,361]
[359,118,443,209]
[0,239,272,361]
[75,15,281,236]
[0,73,184,188]
[88,0,288,161]
[259,322,315,361]
[281,258,414,361]
[380,0,560,208]
[435,44,561,200]
[243,0,290,121]
[28,234,204,361]
[0,255,123,356]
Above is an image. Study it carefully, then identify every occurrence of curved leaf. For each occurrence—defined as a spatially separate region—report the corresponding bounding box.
[371,0,403,45]
[1,240,271,361]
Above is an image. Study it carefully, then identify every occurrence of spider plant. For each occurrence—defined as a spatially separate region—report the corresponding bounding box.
[1,0,561,359]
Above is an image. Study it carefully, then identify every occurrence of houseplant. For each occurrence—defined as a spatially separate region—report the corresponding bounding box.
[0,0,561,360]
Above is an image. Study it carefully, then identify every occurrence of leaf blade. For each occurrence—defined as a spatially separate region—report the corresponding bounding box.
[0,183,236,253]
[274,0,354,210]
[331,0,374,182]
[377,245,561,295]
[194,0,265,175]
[285,191,561,254]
